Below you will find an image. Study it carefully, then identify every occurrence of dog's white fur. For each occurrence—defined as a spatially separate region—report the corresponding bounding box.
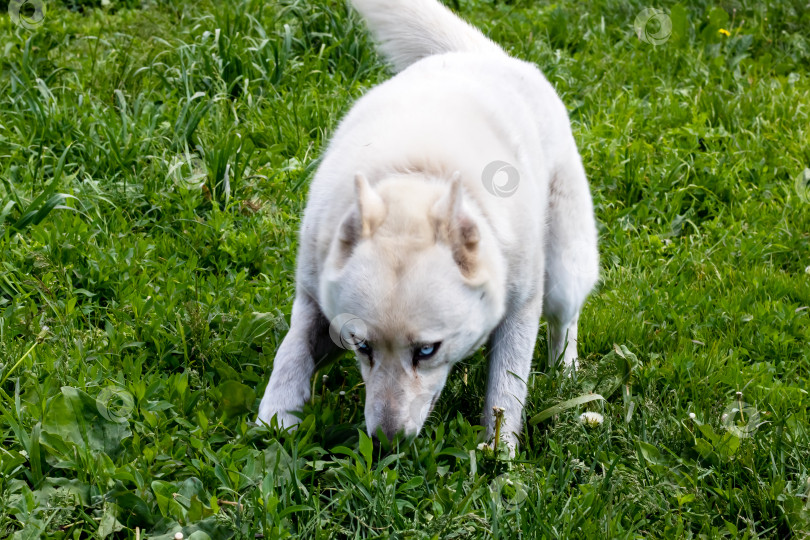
[257,0,599,450]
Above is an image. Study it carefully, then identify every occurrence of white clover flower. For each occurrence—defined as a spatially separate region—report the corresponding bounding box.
[579,411,604,428]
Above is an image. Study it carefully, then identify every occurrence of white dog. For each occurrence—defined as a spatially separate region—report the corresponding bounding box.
[257,0,599,451]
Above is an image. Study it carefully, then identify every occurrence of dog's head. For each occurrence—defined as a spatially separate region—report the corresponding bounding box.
[320,172,506,442]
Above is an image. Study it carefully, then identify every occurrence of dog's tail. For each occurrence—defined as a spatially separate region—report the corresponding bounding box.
[351,0,504,72]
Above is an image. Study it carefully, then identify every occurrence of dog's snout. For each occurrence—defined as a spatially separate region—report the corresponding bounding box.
[367,393,402,443]
[369,398,403,447]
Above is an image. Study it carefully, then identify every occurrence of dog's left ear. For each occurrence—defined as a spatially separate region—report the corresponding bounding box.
[431,173,484,283]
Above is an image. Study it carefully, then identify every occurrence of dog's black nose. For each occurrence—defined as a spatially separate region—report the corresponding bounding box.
[371,426,398,454]
[371,431,389,447]
[371,432,398,457]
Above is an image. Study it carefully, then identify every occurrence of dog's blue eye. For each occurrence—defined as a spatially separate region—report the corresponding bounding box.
[413,342,441,365]
[356,341,371,354]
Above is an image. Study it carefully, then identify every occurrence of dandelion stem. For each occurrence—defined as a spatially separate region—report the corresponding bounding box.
[0,342,38,387]
[493,406,504,456]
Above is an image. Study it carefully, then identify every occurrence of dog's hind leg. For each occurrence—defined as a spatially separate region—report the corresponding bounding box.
[257,294,338,428]
[542,148,599,370]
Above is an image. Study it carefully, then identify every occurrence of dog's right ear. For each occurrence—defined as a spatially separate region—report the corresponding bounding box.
[335,173,386,264]
[354,173,386,237]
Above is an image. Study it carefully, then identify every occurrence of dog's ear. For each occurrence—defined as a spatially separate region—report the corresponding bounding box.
[431,173,483,282]
[334,173,386,265]
[354,173,386,237]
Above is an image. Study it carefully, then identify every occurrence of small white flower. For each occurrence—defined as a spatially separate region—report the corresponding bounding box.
[689,412,696,420]
[477,442,491,451]
[579,411,604,428]
[174,533,184,540]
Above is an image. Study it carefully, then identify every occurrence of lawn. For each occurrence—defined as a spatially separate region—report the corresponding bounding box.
[1,0,809,537]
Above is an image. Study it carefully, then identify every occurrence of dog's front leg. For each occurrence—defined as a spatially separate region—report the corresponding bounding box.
[483,302,541,453]
[257,294,337,428]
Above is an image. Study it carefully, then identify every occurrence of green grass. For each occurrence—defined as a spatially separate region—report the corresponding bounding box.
[1,0,809,537]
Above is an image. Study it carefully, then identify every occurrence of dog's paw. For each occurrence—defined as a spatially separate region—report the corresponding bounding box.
[256,400,302,430]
